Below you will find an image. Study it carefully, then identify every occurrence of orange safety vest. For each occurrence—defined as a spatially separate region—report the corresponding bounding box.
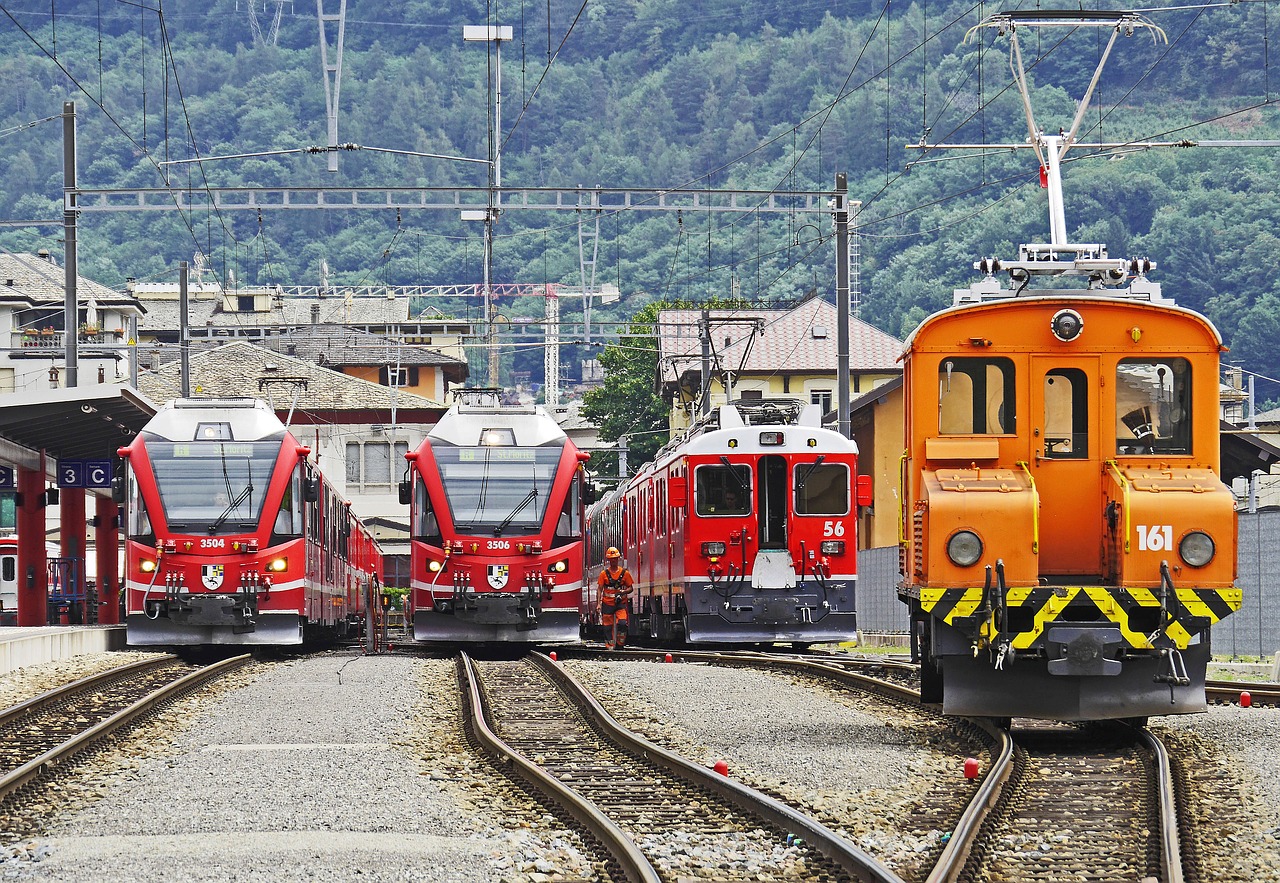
[598,566,633,617]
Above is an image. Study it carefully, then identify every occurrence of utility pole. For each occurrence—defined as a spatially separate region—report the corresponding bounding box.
[834,172,851,439]
[317,0,347,172]
[179,261,190,397]
[63,101,78,388]
[464,24,511,389]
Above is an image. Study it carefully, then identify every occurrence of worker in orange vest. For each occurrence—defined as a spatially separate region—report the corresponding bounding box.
[597,546,633,650]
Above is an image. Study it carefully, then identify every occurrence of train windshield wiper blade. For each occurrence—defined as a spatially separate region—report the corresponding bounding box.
[209,483,254,534]
[493,488,538,537]
[796,455,826,490]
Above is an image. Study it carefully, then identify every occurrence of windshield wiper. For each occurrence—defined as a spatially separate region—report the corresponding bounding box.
[209,483,254,534]
[796,455,827,490]
[493,488,538,537]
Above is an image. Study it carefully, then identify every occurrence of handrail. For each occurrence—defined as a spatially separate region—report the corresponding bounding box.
[1104,460,1133,552]
[1015,461,1039,555]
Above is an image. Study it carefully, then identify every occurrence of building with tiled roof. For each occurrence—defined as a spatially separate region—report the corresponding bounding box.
[262,324,467,403]
[657,296,903,432]
[136,341,447,586]
[0,251,145,394]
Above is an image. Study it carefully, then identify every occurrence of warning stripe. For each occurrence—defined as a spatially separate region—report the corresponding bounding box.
[918,584,1240,651]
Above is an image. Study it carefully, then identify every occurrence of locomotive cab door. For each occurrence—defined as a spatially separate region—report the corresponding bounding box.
[756,455,788,550]
[1030,357,1102,578]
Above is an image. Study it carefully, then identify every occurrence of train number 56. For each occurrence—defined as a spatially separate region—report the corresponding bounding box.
[1136,524,1173,552]
[823,521,846,537]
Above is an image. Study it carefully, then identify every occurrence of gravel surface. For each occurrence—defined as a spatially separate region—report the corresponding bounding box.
[565,658,1280,883]
[1156,707,1280,883]
[563,658,972,881]
[0,650,1276,883]
[0,651,595,883]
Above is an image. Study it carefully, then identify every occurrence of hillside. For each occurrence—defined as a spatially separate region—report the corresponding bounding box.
[2,1,1280,398]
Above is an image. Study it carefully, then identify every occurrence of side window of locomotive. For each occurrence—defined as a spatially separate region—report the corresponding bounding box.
[1116,358,1192,455]
[695,464,751,516]
[126,468,153,542]
[275,464,305,538]
[1042,368,1089,459]
[794,463,850,515]
[413,478,441,544]
[938,357,1016,435]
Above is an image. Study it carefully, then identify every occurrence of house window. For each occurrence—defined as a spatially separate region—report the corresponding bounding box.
[237,295,255,312]
[810,389,833,412]
[381,366,420,388]
[345,440,410,489]
[740,389,763,401]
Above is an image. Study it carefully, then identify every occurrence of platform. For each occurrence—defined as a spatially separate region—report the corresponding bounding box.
[0,626,127,676]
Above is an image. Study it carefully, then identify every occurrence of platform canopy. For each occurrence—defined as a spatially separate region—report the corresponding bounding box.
[0,385,157,469]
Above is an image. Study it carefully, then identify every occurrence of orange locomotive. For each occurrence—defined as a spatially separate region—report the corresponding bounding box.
[900,8,1240,722]
[899,250,1240,721]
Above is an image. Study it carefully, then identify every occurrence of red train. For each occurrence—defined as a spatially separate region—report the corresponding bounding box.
[117,398,382,646]
[402,389,589,644]
[585,399,872,647]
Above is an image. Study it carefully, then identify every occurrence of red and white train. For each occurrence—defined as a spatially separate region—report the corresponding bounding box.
[118,398,382,646]
[585,398,872,646]
[402,389,589,644]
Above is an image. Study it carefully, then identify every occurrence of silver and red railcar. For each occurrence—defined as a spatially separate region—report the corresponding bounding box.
[403,389,589,644]
[119,398,382,646]
[585,399,872,646]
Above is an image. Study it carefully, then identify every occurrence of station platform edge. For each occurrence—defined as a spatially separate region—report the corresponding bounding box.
[0,626,127,676]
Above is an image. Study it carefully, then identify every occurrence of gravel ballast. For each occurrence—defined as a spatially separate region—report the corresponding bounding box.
[0,651,588,883]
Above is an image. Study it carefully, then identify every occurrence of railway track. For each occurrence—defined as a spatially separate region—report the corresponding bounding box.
[0,653,251,806]
[579,648,1209,883]
[459,651,906,883]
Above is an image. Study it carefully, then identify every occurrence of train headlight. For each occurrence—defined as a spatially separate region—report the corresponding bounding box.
[759,431,784,445]
[820,540,845,555]
[427,560,443,573]
[946,530,983,567]
[1050,308,1084,342]
[139,559,156,573]
[1179,531,1215,568]
[701,541,727,557]
[550,560,568,573]
[267,557,288,573]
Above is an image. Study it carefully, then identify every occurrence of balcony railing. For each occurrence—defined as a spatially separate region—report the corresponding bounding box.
[9,330,126,350]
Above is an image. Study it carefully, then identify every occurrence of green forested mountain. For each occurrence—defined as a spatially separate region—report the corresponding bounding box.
[4,1,1280,401]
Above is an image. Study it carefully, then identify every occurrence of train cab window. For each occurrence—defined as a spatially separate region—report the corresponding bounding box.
[695,464,751,516]
[553,474,581,545]
[1116,358,1192,455]
[2,556,15,583]
[1042,368,1089,459]
[413,478,442,544]
[939,357,1016,435]
[271,464,305,541]
[125,467,153,542]
[794,463,850,515]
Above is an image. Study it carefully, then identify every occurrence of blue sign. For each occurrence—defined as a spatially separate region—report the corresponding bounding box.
[86,460,112,489]
[0,466,13,489]
[58,461,86,488]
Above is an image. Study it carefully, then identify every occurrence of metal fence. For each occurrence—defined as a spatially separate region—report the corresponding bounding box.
[856,510,1280,659]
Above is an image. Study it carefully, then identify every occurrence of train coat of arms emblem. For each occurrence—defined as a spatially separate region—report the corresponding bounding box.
[201,564,225,590]
[487,564,509,589]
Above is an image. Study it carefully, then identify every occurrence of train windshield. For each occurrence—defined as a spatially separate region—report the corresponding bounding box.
[143,438,283,534]
[1115,358,1192,455]
[431,443,564,535]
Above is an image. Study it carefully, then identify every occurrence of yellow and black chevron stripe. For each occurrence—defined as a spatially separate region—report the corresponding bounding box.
[919,585,1241,651]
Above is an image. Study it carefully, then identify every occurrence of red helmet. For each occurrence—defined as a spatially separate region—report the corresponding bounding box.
[605,546,622,560]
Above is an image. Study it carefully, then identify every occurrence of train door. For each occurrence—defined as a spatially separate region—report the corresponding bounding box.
[0,540,16,625]
[1030,356,1102,577]
[756,456,788,550]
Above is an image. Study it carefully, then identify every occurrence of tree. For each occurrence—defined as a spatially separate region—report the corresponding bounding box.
[581,300,673,478]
